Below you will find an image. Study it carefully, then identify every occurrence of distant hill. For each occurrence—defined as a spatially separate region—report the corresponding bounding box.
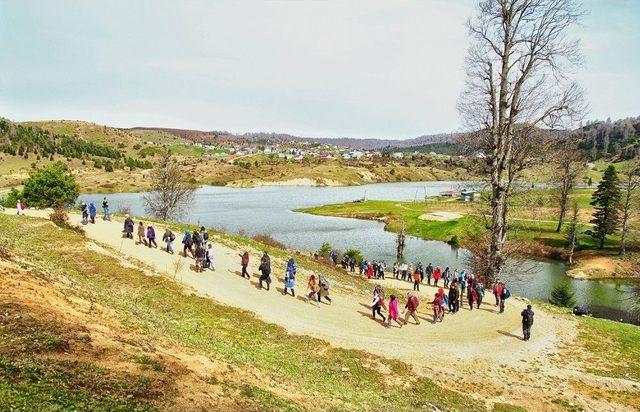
[575,116,640,160]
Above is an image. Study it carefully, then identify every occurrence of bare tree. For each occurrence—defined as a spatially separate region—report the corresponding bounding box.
[565,201,578,265]
[396,220,406,262]
[619,161,640,255]
[552,139,584,232]
[458,0,585,277]
[143,151,195,221]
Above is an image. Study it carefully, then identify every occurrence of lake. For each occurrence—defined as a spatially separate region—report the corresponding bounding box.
[79,181,639,324]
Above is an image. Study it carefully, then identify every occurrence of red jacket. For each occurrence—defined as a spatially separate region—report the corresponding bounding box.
[405,295,420,311]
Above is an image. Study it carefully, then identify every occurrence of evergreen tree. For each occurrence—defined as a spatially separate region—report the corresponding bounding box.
[549,281,576,308]
[590,165,621,248]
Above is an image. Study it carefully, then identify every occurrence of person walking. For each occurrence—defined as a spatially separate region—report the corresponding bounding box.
[240,252,250,279]
[258,251,272,290]
[448,281,459,314]
[412,269,421,291]
[430,292,443,323]
[403,292,420,325]
[88,202,97,224]
[137,221,146,245]
[307,274,320,307]
[16,199,25,216]
[102,197,110,221]
[499,283,510,314]
[476,281,485,309]
[146,225,157,248]
[371,285,386,322]
[204,243,215,271]
[81,202,89,225]
[182,230,193,257]
[493,279,501,306]
[467,287,477,311]
[443,266,451,288]
[521,304,534,341]
[433,266,441,287]
[386,295,403,328]
[283,258,296,296]
[162,228,175,254]
[123,215,134,239]
[425,263,433,285]
[194,243,206,272]
[318,275,332,304]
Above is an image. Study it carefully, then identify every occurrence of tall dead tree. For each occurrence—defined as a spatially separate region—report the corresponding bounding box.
[619,162,640,255]
[458,0,585,278]
[143,151,195,221]
[396,220,406,262]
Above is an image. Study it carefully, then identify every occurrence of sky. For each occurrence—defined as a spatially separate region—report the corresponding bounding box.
[0,0,638,140]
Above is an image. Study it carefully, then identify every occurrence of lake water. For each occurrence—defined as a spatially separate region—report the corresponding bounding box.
[80,181,639,324]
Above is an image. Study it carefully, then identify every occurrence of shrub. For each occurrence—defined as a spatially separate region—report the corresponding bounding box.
[0,188,21,208]
[344,248,363,263]
[22,162,79,208]
[447,235,460,247]
[317,242,332,257]
[49,208,85,236]
[549,281,576,308]
[252,234,285,250]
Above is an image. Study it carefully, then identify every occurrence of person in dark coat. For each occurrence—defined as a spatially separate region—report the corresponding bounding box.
[258,251,272,290]
[521,304,534,341]
[88,202,97,224]
[123,215,135,239]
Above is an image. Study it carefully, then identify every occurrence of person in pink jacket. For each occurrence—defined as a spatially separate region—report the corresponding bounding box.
[386,295,403,328]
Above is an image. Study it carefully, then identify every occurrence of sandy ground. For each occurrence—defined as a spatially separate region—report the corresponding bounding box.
[5,208,639,411]
[419,211,464,221]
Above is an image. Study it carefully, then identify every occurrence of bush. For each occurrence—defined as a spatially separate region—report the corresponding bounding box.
[549,281,576,308]
[22,162,79,208]
[251,234,285,250]
[0,188,21,208]
[317,242,332,257]
[344,248,363,263]
[447,235,460,247]
[49,208,85,236]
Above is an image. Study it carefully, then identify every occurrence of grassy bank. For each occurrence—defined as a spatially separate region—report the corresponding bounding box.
[0,213,482,411]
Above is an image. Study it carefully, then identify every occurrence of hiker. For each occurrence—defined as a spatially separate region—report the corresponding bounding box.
[194,243,206,272]
[448,281,459,313]
[89,202,97,224]
[192,229,202,250]
[240,252,250,279]
[283,258,296,296]
[318,274,332,304]
[123,215,134,239]
[200,226,209,245]
[102,197,110,220]
[137,221,146,245]
[386,295,403,328]
[412,269,421,291]
[467,286,478,310]
[403,292,420,325]
[162,227,175,254]
[425,263,433,285]
[16,199,25,216]
[521,304,534,341]
[258,251,272,290]
[499,283,510,314]
[146,225,157,248]
[430,292,443,323]
[378,261,386,279]
[204,243,215,271]
[349,258,355,272]
[392,262,399,278]
[493,279,501,306]
[400,262,408,281]
[81,202,89,225]
[182,230,193,257]
[433,266,441,286]
[443,266,451,288]
[476,281,485,308]
[371,285,386,322]
[307,274,321,306]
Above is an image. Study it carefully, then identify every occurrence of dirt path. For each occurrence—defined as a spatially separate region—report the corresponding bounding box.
[7,209,636,411]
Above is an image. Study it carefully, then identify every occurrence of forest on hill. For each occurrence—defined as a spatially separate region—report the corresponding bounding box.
[577,116,640,160]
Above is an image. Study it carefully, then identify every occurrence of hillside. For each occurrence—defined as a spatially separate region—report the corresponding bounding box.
[1,210,638,411]
[576,116,640,160]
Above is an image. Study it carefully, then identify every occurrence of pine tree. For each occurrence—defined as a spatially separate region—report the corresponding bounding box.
[590,165,621,249]
[549,281,576,308]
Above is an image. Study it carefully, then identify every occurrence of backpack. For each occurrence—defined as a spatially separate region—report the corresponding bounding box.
[169,232,176,242]
[319,275,329,290]
[502,288,511,299]
[202,232,209,242]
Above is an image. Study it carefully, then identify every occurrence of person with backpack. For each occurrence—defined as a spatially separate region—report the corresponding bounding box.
[499,282,510,314]
[443,266,451,288]
[16,199,25,216]
[137,221,146,245]
[88,202,97,224]
[146,225,157,248]
[386,295,402,328]
[467,286,478,311]
[123,215,134,239]
[521,304,534,341]
[258,251,272,290]
[162,228,175,254]
[283,258,296,296]
[318,275,332,304]
[192,230,202,250]
[182,230,193,257]
[403,292,420,325]
[194,243,206,272]
[307,274,320,307]
[81,202,89,225]
[476,281,485,309]
[433,266,441,286]
[430,292,444,323]
[200,226,209,245]
[493,279,501,306]
[102,197,110,221]
[240,252,250,279]
[371,285,386,322]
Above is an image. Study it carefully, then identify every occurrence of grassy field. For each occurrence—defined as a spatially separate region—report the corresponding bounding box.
[0,213,483,411]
